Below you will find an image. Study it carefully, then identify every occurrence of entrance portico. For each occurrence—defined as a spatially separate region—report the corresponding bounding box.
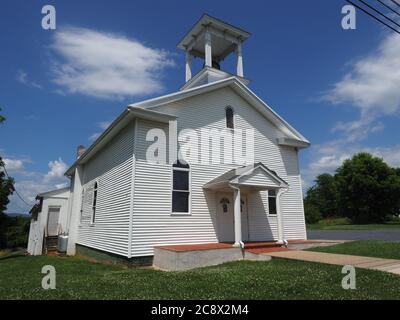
[204,163,289,247]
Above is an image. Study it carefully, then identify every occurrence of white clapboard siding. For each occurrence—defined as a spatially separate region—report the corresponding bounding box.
[132,118,240,256]
[78,123,134,257]
[239,168,280,187]
[151,86,306,242]
[247,191,278,241]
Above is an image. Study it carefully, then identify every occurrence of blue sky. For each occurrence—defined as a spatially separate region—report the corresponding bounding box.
[1,0,400,213]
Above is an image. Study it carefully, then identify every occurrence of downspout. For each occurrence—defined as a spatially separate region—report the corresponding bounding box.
[277,186,289,244]
[127,119,138,259]
[229,183,243,248]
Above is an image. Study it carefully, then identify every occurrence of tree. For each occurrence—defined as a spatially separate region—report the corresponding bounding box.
[303,202,322,224]
[335,153,400,224]
[0,157,14,214]
[0,108,5,124]
[0,108,18,249]
[304,173,339,219]
[0,109,14,214]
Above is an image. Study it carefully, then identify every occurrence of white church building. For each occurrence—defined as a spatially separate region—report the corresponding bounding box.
[28,15,310,261]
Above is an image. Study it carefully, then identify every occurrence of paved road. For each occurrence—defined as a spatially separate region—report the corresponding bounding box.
[307,230,400,242]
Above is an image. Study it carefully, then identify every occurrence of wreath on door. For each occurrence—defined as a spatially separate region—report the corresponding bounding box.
[220,198,230,213]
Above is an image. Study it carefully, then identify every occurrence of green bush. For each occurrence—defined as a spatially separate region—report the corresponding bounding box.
[304,203,322,224]
[317,217,351,227]
[0,215,30,250]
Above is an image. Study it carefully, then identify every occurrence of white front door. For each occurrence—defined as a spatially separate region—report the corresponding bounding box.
[47,207,60,236]
[217,193,249,242]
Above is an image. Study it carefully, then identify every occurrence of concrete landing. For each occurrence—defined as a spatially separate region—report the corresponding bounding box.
[153,240,338,271]
[263,250,400,275]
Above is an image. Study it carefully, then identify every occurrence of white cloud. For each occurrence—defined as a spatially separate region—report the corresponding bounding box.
[89,120,112,141]
[50,27,175,100]
[303,33,400,189]
[302,141,400,189]
[3,158,25,171]
[322,33,400,144]
[6,157,69,214]
[98,121,111,130]
[44,158,68,182]
[324,33,400,118]
[89,133,101,141]
[16,69,42,89]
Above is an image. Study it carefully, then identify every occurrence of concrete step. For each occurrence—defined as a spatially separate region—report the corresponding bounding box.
[244,242,282,250]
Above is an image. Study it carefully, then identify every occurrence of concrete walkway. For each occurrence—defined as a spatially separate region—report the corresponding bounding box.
[264,250,400,275]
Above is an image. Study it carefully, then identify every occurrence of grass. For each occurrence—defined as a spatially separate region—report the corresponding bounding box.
[0,251,400,299]
[307,240,400,260]
[307,218,400,230]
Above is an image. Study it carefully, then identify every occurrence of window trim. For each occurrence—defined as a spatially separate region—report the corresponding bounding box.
[225,106,235,130]
[91,181,98,224]
[267,189,277,216]
[171,163,191,215]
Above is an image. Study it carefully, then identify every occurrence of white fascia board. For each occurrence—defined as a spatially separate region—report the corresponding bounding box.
[38,187,70,198]
[277,137,310,149]
[130,77,237,110]
[237,163,288,187]
[230,81,310,144]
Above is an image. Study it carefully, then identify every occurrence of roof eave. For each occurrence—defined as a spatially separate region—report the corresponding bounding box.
[65,107,177,176]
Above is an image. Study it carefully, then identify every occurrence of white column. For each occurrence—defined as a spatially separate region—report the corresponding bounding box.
[185,51,192,82]
[236,42,244,77]
[233,186,242,247]
[276,189,285,243]
[66,165,83,255]
[204,30,212,68]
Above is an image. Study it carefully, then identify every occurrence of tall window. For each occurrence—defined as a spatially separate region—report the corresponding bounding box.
[172,160,190,213]
[268,189,277,215]
[92,182,98,223]
[226,106,234,129]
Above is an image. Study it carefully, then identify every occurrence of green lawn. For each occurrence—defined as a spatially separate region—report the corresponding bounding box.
[307,240,400,260]
[307,222,400,230]
[1,252,400,299]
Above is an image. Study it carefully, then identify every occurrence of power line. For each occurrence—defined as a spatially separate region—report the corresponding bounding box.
[389,0,400,9]
[0,162,34,208]
[345,0,400,35]
[357,0,400,28]
[375,0,400,17]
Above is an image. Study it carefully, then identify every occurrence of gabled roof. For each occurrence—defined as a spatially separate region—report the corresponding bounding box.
[65,74,310,176]
[130,76,310,145]
[180,67,250,91]
[37,187,70,199]
[204,162,288,189]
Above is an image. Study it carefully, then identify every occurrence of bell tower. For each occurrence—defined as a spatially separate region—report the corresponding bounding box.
[177,14,250,87]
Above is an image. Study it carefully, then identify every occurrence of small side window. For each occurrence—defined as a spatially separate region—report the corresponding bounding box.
[92,182,98,223]
[226,106,234,129]
[268,190,277,215]
[172,161,190,213]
